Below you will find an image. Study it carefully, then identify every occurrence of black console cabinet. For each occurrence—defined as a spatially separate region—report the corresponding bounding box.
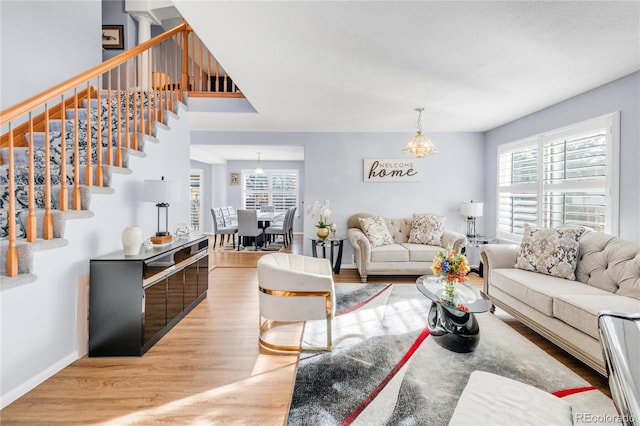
[89,236,209,356]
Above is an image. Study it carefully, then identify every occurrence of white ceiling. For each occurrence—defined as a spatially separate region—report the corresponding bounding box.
[168,0,640,161]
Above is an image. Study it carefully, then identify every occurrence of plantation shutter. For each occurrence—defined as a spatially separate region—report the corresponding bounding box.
[242,169,299,213]
[496,113,619,242]
[498,142,539,241]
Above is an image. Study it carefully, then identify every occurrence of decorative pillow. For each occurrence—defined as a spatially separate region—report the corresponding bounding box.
[408,214,445,245]
[359,216,394,247]
[515,224,586,280]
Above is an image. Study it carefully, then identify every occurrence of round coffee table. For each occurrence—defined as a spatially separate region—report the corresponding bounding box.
[416,275,493,353]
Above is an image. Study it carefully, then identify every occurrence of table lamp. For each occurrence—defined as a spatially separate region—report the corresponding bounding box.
[460,200,483,239]
[143,176,178,245]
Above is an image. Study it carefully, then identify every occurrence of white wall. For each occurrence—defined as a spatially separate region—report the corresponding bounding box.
[191,131,485,262]
[484,71,640,242]
[0,1,102,111]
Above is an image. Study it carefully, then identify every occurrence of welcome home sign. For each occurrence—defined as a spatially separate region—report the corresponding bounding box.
[363,158,422,182]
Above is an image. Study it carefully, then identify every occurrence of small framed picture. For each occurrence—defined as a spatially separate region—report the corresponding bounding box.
[230,172,240,185]
[102,25,124,50]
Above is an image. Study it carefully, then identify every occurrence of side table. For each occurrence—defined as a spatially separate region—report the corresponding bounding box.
[462,236,496,277]
[310,236,346,274]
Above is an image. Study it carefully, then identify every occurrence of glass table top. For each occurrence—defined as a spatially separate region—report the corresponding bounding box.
[416,275,493,314]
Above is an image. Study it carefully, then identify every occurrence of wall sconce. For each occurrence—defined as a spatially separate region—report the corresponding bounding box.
[460,200,483,239]
[143,176,178,245]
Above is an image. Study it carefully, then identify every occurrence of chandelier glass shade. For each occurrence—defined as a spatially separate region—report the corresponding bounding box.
[402,107,439,158]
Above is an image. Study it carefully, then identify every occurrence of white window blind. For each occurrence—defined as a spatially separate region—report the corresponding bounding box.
[242,169,299,213]
[189,171,203,233]
[497,113,619,242]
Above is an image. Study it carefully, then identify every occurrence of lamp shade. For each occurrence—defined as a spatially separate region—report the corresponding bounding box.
[460,201,483,217]
[143,179,178,203]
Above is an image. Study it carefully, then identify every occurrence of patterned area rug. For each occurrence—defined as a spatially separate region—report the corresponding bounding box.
[287,284,619,426]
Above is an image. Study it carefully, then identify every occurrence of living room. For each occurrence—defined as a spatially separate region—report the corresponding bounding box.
[1,0,639,423]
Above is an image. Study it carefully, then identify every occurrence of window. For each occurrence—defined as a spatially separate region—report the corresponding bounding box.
[241,169,299,213]
[189,171,203,233]
[497,113,619,242]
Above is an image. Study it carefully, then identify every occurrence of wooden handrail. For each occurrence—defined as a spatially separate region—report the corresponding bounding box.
[0,22,189,126]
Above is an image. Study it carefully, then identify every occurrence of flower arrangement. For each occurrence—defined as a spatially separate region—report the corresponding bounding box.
[431,248,470,283]
[432,248,470,305]
[306,200,331,228]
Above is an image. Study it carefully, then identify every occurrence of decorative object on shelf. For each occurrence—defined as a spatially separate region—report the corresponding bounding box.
[460,200,483,238]
[316,227,330,239]
[121,226,143,255]
[431,248,470,306]
[306,200,331,239]
[143,176,178,245]
[174,223,190,240]
[402,107,439,158]
[329,223,337,238]
[254,152,265,174]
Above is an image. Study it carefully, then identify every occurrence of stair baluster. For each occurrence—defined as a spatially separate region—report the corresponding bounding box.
[43,106,53,238]
[58,96,69,210]
[26,117,37,242]
[72,92,81,210]
[95,86,104,187]
[84,84,93,187]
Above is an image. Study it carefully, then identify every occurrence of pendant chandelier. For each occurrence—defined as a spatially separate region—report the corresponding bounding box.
[402,107,439,158]
[254,152,265,174]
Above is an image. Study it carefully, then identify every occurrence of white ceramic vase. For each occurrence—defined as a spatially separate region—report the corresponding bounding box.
[122,226,143,255]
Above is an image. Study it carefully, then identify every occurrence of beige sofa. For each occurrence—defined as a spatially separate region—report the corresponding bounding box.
[347,213,467,283]
[481,230,640,375]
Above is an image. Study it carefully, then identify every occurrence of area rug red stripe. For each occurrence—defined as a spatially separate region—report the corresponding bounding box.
[339,326,431,426]
[553,386,597,398]
[337,284,393,316]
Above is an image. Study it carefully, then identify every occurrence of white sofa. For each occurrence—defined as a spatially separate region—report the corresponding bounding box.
[481,229,640,374]
[347,213,467,283]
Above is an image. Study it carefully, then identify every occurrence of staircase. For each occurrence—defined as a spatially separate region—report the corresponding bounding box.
[0,90,166,283]
[0,21,239,285]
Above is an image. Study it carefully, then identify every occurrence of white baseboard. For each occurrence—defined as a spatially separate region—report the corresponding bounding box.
[1,351,78,409]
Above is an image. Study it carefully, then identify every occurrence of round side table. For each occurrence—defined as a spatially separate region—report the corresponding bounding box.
[309,236,346,274]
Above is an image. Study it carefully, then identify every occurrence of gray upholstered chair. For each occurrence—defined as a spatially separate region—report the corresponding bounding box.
[257,253,335,352]
[237,209,264,251]
[221,206,237,226]
[264,208,293,246]
[211,208,237,248]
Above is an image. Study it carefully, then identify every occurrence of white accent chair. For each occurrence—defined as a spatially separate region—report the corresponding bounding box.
[257,253,335,351]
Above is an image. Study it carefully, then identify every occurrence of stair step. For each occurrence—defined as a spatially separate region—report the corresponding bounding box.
[1,183,92,211]
[0,237,69,277]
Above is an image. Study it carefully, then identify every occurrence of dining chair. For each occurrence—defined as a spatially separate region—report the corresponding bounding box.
[286,207,297,245]
[237,209,265,251]
[211,208,237,248]
[221,206,237,226]
[264,208,293,246]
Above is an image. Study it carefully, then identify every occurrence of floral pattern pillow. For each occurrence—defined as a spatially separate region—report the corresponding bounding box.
[359,216,394,247]
[408,214,445,245]
[515,224,586,280]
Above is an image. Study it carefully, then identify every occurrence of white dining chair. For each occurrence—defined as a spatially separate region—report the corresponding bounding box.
[237,209,265,251]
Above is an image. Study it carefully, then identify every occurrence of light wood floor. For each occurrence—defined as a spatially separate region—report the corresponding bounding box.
[1,235,609,424]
